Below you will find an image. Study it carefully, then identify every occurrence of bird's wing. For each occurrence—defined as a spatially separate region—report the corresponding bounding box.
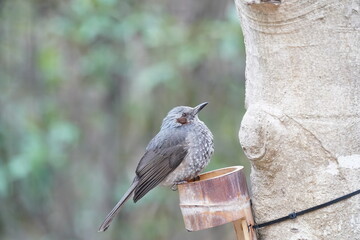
[133,131,188,202]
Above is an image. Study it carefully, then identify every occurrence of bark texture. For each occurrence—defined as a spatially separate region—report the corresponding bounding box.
[235,0,360,239]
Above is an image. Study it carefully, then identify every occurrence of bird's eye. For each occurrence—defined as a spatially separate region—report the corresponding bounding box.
[182,113,187,117]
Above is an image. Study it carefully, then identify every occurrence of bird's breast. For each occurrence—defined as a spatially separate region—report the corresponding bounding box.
[161,123,214,186]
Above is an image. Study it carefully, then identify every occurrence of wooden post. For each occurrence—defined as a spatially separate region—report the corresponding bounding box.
[233,219,246,240]
[178,166,257,240]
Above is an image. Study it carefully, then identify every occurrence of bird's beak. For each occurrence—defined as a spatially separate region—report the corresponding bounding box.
[193,102,208,115]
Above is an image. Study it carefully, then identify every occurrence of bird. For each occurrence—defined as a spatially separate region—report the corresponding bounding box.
[98,102,214,232]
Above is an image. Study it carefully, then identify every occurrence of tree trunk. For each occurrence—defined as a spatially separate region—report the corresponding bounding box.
[235,0,360,239]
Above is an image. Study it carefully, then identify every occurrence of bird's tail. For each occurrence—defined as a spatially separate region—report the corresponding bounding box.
[98,179,138,232]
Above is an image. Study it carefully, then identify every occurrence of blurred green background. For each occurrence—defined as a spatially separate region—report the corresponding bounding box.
[0,0,247,239]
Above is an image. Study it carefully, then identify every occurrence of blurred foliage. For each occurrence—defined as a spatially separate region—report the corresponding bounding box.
[0,0,247,239]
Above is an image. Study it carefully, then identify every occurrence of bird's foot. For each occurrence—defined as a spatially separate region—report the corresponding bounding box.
[192,176,200,181]
[171,180,188,191]
[171,185,178,191]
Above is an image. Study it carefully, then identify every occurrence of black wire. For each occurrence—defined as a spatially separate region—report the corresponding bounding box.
[252,189,360,229]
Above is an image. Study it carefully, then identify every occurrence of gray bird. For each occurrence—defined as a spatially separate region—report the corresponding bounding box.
[98,102,214,232]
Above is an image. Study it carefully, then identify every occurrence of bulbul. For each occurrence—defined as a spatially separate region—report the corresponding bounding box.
[98,102,214,232]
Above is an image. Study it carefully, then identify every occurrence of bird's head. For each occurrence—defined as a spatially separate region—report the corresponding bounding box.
[161,102,208,129]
